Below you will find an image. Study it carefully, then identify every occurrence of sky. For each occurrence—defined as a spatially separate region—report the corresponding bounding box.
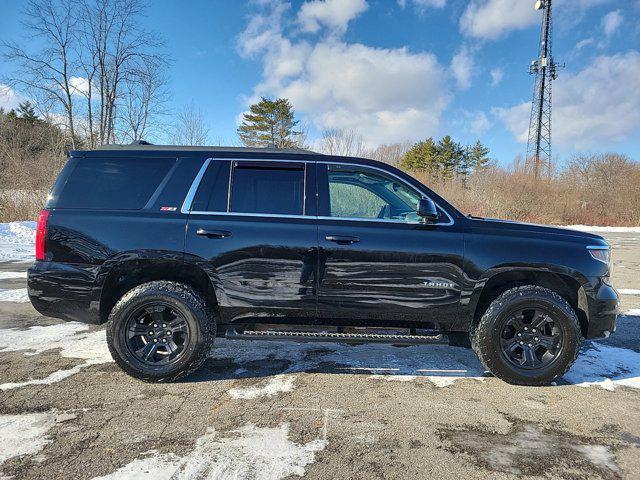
[1,0,639,166]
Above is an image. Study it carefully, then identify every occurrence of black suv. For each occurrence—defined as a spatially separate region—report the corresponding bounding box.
[28,145,619,385]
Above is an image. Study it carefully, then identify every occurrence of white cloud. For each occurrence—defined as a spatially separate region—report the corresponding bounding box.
[460,0,538,40]
[490,67,504,86]
[0,84,24,111]
[461,0,613,40]
[450,46,475,90]
[494,51,640,150]
[602,9,623,37]
[470,111,491,135]
[398,0,447,9]
[493,102,530,144]
[575,38,595,51]
[239,0,451,146]
[68,76,91,96]
[298,0,368,35]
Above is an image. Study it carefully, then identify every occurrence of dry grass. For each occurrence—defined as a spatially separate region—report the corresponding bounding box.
[415,153,640,227]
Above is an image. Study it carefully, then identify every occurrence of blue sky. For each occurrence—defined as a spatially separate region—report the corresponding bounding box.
[1,0,639,165]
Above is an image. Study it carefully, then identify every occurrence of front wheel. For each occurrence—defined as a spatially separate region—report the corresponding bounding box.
[106,281,215,382]
[471,285,581,386]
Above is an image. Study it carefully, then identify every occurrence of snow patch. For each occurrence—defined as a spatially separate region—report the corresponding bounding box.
[92,451,182,480]
[565,343,640,390]
[0,221,36,262]
[93,423,326,480]
[228,375,296,400]
[562,225,640,233]
[0,271,27,280]
[0,411,75,466]
[212,339,485,387]
[570,444,619,474]
[618,289,640,295]
[0,322,111,390]
[0,288,29,303]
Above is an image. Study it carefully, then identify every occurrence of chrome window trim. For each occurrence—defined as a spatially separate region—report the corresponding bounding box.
[181,157,455,226]
[181,157,213,214]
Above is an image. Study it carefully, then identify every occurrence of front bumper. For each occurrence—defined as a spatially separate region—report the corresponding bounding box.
[584,282,619,339]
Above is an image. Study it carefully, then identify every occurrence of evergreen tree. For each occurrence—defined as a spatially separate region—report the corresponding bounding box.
[468,140,491,172]
[400,136,491,181]
[237,97,301,148]
[436,135,465,179]
[16,101,38,123]
[399,137,438,174]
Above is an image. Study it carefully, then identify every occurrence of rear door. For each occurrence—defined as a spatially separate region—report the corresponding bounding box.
[183,158,319,324]
[316,161,465,328]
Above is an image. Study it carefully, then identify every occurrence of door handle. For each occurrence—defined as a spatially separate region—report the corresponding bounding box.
[325,235,360,245]
[196,229,232,239]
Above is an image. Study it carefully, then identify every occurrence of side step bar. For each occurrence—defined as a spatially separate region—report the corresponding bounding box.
[225,329,448,345]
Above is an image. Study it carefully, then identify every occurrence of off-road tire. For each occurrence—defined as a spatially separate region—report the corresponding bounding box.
[471,285,581,386]
[106,281,215,382]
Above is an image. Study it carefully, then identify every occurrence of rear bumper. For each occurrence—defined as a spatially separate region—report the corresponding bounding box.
[28,261,101,324]
[585,282,619,339]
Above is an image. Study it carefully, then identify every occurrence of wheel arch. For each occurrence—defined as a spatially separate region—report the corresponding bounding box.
[470,268,589,337]
[97,256,220,324]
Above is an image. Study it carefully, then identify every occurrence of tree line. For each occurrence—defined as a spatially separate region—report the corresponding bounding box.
[236,96,491,181]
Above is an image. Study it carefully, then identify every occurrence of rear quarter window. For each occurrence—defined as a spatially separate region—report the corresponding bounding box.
[54,157,175,210]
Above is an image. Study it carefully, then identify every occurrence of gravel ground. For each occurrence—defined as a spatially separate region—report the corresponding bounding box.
[0,232,638,480]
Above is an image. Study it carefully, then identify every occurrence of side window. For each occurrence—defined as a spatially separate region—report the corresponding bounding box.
[326,165,423,222]
[56,157,175,210]
[191,160,230,212]
[230,163,305,215]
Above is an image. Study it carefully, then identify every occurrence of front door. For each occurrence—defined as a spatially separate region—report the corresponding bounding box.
[316,162,464,328]
[184,158,318,324]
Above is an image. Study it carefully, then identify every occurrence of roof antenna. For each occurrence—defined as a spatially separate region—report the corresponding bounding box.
[130,140,153,146]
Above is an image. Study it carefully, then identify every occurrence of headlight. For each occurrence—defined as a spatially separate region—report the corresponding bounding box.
[587,246,610,265]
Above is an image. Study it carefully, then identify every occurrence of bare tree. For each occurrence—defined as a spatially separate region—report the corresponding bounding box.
[318,128,365,157]
[2,0,169,148]
[2,0,78,147]
[366,142,411,166]
[78,0,166,145]
[119,56,170,142]
[172,102,210,146]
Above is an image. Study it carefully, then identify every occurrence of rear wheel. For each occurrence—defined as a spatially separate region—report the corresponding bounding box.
[106,281,215,382]
[471,285,581,386]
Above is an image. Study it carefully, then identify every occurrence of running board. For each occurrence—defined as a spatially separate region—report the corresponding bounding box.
[225,329,448,345]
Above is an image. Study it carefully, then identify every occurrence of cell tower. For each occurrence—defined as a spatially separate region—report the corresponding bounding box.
[526,0,561,179]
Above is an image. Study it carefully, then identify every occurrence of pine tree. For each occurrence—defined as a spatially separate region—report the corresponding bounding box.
[17,101,38,123]
[468,140,491,172]
[399,137,438,174]
[237,97,301,148]
[436,135,465,179]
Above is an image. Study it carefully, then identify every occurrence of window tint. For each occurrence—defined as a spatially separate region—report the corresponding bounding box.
[329,183,386,218]
[230,165,304,215]
[327,167,422,222]
[56,157,175,210]
[191,160,230,212]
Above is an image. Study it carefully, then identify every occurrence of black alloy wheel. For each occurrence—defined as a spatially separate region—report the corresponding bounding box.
[499,308,563,369]
[125,303,191,366]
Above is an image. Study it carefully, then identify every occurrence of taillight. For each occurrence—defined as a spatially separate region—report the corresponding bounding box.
[35,209,50,261]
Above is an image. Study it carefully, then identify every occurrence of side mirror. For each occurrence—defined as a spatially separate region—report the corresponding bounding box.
[417,197,439,223]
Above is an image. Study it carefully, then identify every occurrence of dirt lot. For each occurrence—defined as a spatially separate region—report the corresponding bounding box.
[0,231,639,480]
